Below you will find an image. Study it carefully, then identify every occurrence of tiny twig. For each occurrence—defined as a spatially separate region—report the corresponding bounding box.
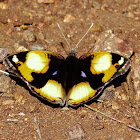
[34,117,43,140]
[0,70,19,78]
[0,70,10,75]
[84,104,140,132]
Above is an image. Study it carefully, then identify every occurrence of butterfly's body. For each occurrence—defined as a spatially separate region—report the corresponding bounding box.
[65,52,81,92]
[2,50,131,107]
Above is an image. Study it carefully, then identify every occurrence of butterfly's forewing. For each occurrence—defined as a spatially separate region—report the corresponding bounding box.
[67,52,131,106]
[3,51,66,106]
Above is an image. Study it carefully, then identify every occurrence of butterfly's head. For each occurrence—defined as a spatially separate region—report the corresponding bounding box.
[68,48,77,57]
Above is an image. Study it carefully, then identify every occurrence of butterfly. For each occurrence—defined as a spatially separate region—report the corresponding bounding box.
[2,49,131,107]
[1,23,131,107]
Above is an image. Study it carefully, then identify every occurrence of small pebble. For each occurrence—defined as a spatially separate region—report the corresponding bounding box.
[2,93,15,105]
[98,88,115,101]
[66,124,86,139]
[7,118,18,122]
[101,4,108,11]
[0,47,8,61]
[18,112,25,116]
[36,32,45,40]
[2,99,14,105]
[16,27,22,31]
[92,1,100,9]
[67,34,71,38]
[63,14,76,23]
[13,42,28,52]
[23,30,36,42]
[95,124,104,130]
[90,23,103,32]
[112,101,120,110]
[29,103,37,113]
[0,75,13,94]
[14,92,23,103]
[37,0,54,4]
[0,2,8,9]
[20,25,28,30]
[31,45,46,51]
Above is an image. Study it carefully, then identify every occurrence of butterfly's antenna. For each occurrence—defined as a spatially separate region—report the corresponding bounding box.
[57,23,72,51]
[74,22,94,51]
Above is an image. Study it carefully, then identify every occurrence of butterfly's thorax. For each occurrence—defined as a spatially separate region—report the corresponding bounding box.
[65,52,81,94]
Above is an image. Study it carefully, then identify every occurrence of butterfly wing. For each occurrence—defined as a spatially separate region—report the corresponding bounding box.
[3,51,66,106]
[67,52,131,106]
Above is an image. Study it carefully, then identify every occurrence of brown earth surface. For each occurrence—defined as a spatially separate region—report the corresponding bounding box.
[0,0,140,140]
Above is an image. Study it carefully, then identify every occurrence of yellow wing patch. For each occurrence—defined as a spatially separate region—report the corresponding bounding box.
[34,80,65,105]
[67,82,97,105]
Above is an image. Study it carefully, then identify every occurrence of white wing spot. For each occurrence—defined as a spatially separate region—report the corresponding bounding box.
[12,55,19,63]
[118,57,124,65]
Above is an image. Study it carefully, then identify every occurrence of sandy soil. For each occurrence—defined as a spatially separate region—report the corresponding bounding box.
[0,0,140,140]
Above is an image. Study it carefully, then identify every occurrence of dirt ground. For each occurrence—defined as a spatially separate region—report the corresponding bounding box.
[0,0,140,140]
